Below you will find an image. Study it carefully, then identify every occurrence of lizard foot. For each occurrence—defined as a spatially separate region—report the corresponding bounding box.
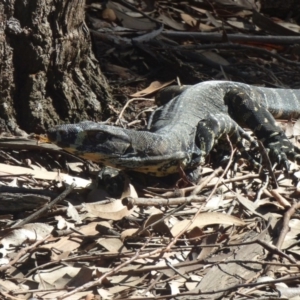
[264,132,300,169]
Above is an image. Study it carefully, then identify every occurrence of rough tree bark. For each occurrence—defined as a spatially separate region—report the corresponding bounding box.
[0,0,113,135]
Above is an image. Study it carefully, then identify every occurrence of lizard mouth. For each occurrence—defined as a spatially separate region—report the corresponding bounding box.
[45,130,58,143]
[46,127,76,148]
[45,122,133,157]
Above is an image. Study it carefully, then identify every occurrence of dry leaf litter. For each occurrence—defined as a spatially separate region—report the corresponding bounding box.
[0,0,300,299]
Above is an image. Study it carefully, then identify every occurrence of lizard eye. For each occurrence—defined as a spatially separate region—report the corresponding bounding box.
[123,144,134,155]
[58,129,71,138]
[85,130,110,142]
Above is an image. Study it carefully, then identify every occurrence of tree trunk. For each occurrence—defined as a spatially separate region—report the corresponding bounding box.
[0,0,113,135]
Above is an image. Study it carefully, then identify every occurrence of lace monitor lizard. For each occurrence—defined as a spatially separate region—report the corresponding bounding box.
[47,81,300,176]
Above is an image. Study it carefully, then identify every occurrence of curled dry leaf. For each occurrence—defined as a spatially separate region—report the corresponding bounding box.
[293,119,300,136]
[97,237,127,252]
[130,80,175,97]
[66,201,82,224]
[42,222,101,257]
[104,274,148,297]
[66,162,84,173]
[171,212,245,237]
[201,51,230,66]
[235,193,269,220]
[106,1,156,30]
[205,195,224,210]
[8,178,18,187]
[275,283,300,299]
[0,223,53,257]
[121,228,139,241]
[0,163,91,188]
[0,279,19,293]
[181,13,197,27]
[121,183,138,199]
[170,277,186,295]
[143,212,171,235]
[98,289,113,299]
[28,265,83,287]
[83,199,133,220]
[281,219,300,250]
[55,215,75,230]
[252,10,300,35]
[157,13,186,30]
[66,267,94,291]
[35,290,91,299]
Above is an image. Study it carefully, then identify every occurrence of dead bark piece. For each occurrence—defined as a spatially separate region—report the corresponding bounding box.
[1,0,113,134]
[0,193,50,212]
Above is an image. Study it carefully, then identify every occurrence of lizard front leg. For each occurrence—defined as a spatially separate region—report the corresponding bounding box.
[196,113,258,165]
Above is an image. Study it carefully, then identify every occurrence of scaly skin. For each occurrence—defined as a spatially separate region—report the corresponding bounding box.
[47,81,300,176]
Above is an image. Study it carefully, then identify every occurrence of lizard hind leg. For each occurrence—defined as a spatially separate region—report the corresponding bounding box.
[196,113,259,166]
[224,89,300,169]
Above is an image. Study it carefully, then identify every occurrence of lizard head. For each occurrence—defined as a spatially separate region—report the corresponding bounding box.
[46,121,134,163]
[46,121,198,175]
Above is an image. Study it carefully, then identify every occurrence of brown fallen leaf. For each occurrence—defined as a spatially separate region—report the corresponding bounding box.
[0,163,91,188]
[120,228,141,241]
[158,13,186,30]
[83,199,133,220]
[181,13,197,27]
[171,212,245,237]
[130,80,175,98]
[0,223,53,257]
[143,212,170,235]
[97,237,127,252]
